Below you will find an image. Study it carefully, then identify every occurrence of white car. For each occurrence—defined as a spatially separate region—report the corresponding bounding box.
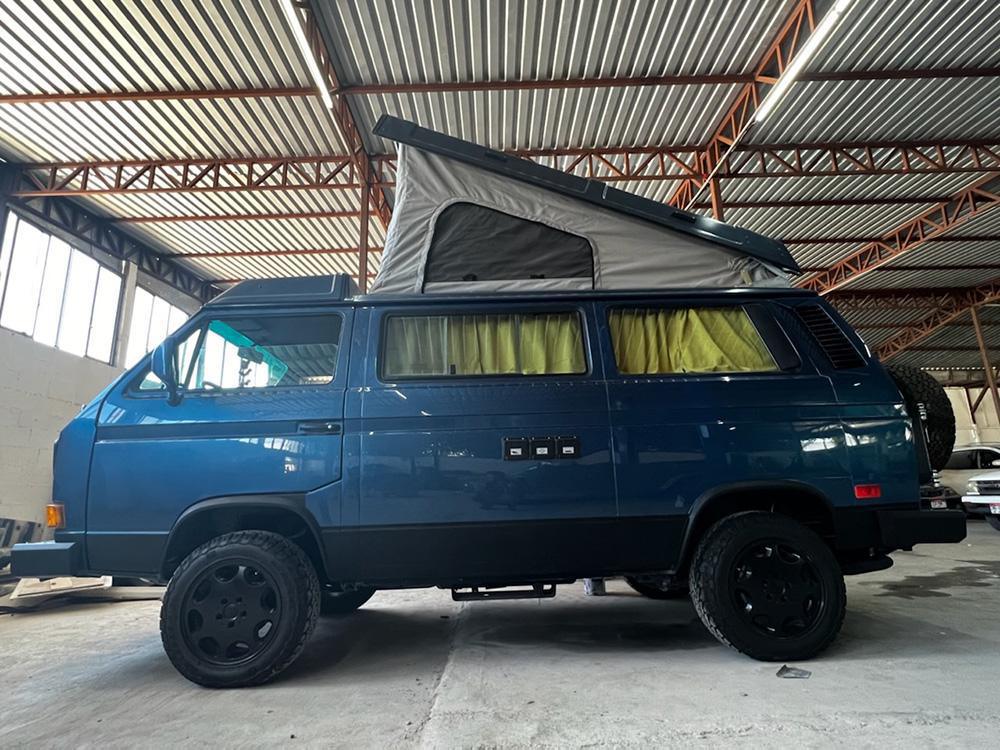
[940,444,1000,495]
[961,471,1000,531]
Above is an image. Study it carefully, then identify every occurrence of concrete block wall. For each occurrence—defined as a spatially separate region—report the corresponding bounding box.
[0,328,121,524]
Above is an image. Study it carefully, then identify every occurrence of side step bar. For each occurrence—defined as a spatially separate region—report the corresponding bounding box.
[451,584,557,601]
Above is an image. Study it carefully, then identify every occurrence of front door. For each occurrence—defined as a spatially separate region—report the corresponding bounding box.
[87,307,351,573]
[350,302,617,585]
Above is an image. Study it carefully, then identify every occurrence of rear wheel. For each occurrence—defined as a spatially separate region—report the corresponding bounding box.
[625,575,688,599]
[160,530,320,688]
[690,512,846,662]
[320,584,376,615]
[986,515,1000,532]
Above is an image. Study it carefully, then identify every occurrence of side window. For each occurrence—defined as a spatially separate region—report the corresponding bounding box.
[944,450,974,470]
[382,311,586,378]
[136,314,342,392]
[608,306,778,375]
[976,450,1000,470]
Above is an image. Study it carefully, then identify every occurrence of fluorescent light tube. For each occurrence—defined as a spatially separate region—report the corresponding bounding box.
[279,0,334,110]
[755,0,855,123]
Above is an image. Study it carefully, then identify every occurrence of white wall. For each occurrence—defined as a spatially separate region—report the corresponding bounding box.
[946,386,1000,447]
[0,328,121,524]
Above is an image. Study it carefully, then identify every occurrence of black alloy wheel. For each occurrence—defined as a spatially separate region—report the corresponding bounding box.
[690,512,846,661]
[730,540,825,638]
[181,561,282,665]
[160,530,320,688]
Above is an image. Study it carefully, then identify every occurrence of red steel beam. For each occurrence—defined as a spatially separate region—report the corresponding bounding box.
[12,140,998,198]
[338,67,1000,96]
[108,211,359,224]
[784,233,1000,245]
[798,174,1000,294]
[801,263,1000,273]
[856,321,1000,329]
[668,0,817,208]
[0,87,315,105]
[162,247,384,259]
[876,277,1000,360]
[3,68,993,105]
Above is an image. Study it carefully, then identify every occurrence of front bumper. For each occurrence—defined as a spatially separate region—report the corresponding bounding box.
[11,541,85,578]
[962,495,1000,517]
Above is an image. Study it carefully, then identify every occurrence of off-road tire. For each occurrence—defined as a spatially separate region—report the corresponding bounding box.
[625,575,689,599]
[160,530,320,688]
[690,512,846,662]
[986,515,1000,532]
[886,363,956,471]
[320,585,376,615]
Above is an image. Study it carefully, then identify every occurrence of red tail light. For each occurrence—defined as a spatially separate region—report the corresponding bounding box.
[854,484,882,500]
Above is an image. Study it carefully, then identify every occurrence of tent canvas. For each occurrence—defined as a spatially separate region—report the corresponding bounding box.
[369,117,798,295]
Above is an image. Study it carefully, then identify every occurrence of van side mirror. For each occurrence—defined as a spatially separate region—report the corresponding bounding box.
[991,459,1000,468]
[151,339,180,405]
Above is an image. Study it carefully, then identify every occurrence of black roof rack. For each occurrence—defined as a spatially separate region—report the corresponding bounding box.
[374,115,800,273]
[206,275,359,306]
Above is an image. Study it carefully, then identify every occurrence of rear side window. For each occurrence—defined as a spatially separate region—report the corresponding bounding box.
[608,307,778,375]
[137,314,342,391]
[382,311,586,378]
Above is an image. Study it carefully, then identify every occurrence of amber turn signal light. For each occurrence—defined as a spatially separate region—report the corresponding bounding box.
[46,503,65,528]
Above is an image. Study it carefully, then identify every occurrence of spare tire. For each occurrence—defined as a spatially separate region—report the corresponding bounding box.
[886,363,956,471]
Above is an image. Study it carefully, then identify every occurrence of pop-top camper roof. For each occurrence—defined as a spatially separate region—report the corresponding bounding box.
[369,116,799,295]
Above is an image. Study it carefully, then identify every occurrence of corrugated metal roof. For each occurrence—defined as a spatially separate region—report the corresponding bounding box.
[0,0,997,372]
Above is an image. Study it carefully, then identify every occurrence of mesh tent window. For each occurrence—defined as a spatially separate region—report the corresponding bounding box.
[425,203,594,286]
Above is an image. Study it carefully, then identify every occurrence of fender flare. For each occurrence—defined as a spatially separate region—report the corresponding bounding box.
[675,479,836,571]
[161,494,328,578]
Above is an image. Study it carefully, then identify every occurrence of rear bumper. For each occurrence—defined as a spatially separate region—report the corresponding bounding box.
[876,509,966,549]
[11,541,85,578]
[834,506,966,552]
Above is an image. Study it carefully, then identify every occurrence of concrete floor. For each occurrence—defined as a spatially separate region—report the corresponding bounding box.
[2,522,1000,749]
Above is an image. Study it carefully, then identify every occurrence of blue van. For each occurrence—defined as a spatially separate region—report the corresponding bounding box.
[14,274,966,687]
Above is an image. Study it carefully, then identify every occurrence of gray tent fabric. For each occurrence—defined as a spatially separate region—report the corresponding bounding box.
[370,144,790,295]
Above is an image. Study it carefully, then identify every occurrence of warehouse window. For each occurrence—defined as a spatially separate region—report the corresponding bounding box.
[0,212,122,363]
[124,287,189,367]
[382,311,587,378]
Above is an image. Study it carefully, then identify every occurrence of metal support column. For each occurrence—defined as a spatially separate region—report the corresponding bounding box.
[358,181,370,293]
[708,178,725,221]
[112,261,139,368]
[970,305,1000,420]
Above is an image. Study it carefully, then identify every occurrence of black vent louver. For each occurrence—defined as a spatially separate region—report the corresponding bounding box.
[794,305,866,369]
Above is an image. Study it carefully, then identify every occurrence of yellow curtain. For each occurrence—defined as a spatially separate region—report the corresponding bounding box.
[384,313,584,377]
[609,308,777,374]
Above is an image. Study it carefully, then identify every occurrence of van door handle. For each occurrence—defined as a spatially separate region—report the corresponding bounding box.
[297,421,341,435]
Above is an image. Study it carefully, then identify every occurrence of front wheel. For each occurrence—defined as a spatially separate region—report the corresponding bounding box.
[690,512,846,662]
[160,530,320,688]
[986,515,1000,532]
